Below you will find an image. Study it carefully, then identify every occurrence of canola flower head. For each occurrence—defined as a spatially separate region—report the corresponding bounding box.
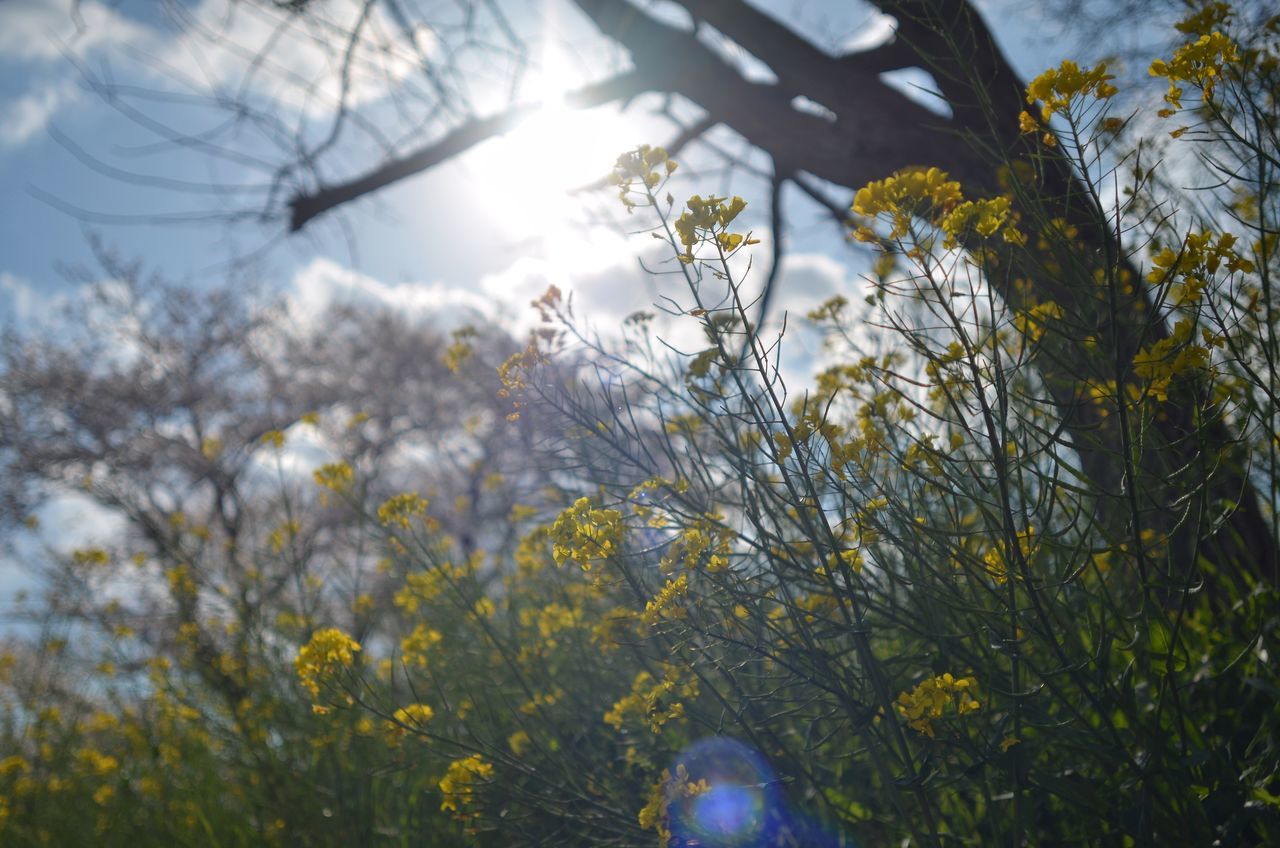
[386,703,434,743]
[895,673,981,737]
[313,461,354,492]
[548,497,625,570]
[673,194,754,263]
[1150,30,1240,109]
[1025,59,1118,122]
[610,144,678,211]
[852,167,1018,249]
[439,754,494,814]
[852,168,966,240]
[377,492,429,529]
[295,627,362,699]
[642,574,689,626]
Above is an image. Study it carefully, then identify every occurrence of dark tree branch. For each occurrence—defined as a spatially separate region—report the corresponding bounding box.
[288,69,648,231]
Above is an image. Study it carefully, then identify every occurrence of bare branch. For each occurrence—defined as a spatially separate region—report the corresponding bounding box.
[288,69,648,231]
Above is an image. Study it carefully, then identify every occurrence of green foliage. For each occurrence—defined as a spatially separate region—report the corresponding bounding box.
[3,4,1280,846]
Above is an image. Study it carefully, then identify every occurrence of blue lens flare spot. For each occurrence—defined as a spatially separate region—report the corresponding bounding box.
[691,784,764,842]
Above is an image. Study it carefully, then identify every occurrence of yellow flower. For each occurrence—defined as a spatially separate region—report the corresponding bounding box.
[71,547,110,568]
[610,145,677,211]
[604,669,699,734]
[1149,31,1240,108]
[313,461,353,492]
[939,196,1013,248]
[642,574,689,625]
[638,764,711,844]
[548,497,625,570]
[400,623,443,669]
[895,673,981,737]
[294,627,361,699]
[377,492,428,529]
[1025,60,1117,121]
[673,194,751,262]
[659,515,733,573]
[853,167,963,239]
[386,703,434,743]
[439,755,493,814]
[508,729,532,757]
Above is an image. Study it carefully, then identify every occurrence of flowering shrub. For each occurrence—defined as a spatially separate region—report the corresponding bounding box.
[2,4,1279,846]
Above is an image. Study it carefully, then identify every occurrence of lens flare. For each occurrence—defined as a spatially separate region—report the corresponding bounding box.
[666,736,849,847]
[668,737,772,847]
[691,784,763,842]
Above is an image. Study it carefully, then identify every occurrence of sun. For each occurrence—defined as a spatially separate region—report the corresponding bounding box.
[463,56,636,240]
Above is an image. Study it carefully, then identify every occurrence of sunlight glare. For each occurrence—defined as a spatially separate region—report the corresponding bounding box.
[466,54,634,241]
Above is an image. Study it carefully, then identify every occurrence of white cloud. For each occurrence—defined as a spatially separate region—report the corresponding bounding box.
[0,1,150,149]
[35,492,126,555]
[0,0,430,155]
[0,271,57,323]
[0,81,74,149]
[288,256,492,329]
[0,0,146,63]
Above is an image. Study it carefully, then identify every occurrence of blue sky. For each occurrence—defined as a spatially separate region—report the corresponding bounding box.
[0,0,1142,330]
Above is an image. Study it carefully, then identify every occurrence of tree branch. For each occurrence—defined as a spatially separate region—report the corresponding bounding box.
[288,70,648,231]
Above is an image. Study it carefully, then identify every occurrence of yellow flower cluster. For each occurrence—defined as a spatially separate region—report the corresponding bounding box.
[1132,318,1213,402]
[294,627,361,699]
[604,669,699,734]
[1148,230,1254,305]
[637,764,711,846]
[394,563,468,613]
[507,729,532,756]
[400,623,443,669]
[497,344,545,422]
[71,547,110,568]
[377,492,428,529]
[659,515,732,574]
[268,519,300,553]
[518,601,580,641]
[895,673,980,737]
[938,196,1013,249]
[548,497,625,570]
[853,167,964,239]
[386,703,434,744]
[313,461,354,492]
[1150,30,1240,110]
[443,325,476,374]
[982,527,1037,585]
[1024,60,1118,123]
[439,754,493,814]
[673,194,753,263]
[75,748,120,777]
[641,574,688,626]
[608,144,678,211]
[1011,300,1064,344]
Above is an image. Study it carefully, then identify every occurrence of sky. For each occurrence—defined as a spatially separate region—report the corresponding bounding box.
[0,0,1175,605]
[0,0,1151,332]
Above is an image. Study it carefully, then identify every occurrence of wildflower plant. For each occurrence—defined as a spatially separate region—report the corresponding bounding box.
[2,4,1280,848]
[326,5,1279,842]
